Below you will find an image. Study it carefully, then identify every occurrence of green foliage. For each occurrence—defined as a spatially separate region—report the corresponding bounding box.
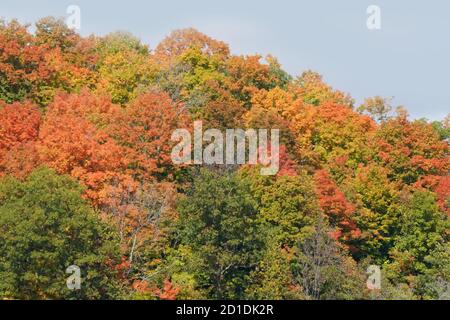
[348,165,401,262]
[246,231,303,299]
[240,168,320,247]
[432,117,450,141]
[0,167,124,299]
[386,191,448,288]
[173,169,264,299]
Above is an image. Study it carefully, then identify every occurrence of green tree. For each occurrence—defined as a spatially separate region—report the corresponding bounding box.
[246,230,303,299]
[385,190,449,298]
[431,115,450,141]
[0,167,124,299]
[173,169,263,299]
[240,168,320,247]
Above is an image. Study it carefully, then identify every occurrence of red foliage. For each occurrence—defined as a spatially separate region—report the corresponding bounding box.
[132,279,180,300]
[0,101,41,149]
[416,175,450,216]
[0,101,42,178]
[374,115,449,184]
[111,91,190,181]
[276,145,298,177]
[157,279,181,300]
[314,169,361,247]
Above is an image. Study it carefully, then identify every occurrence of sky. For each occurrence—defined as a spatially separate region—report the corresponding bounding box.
[1,0,449,120]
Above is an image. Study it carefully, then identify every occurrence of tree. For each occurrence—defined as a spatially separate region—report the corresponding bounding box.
[314,170,361,250]
[0,19,52,104]
[103,180,178,269]
[292,217,366,300]
[0,101,41,178]
[155,46,227,117]
[0,19,96,107]
[294,71,353,107]
[37,91,128,206]
[347,164,401,261]
[225,55,283,107]
[357,96,393,123]
[243,87,299,150]
[240,167,320,247]
[246,232,303,299]
[96,50,157,105]
[111,91,190,181]
[154,28,229,63]
[431,114,450,141]
[386,190,448,293]
[373,114,449,185]
[173,169,264,299]
[289,101,376,170]
[0,167,124,299]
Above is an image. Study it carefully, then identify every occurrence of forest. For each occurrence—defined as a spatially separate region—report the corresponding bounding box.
[0,17,448,300]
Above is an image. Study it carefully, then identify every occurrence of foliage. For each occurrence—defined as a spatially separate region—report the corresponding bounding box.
[0,18,448,300]
[173,169,264,299]
[0,167,124,299]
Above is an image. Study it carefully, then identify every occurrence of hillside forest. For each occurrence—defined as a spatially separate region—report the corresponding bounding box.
[0,17,449,300]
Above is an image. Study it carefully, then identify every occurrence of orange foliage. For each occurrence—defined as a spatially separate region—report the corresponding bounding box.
[37,91,128,206]
[0,19,96,105]
[374,114,449,184]
[154,28,229,63]
[291,102,376,169]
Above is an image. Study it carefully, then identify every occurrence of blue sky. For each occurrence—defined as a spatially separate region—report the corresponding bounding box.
[1,0,449,120]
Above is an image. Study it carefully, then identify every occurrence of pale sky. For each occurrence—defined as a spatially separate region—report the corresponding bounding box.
[1,0,449,120]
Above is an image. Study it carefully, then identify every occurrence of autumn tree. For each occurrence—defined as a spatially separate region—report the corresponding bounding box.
[95,34,156,105]
[111,91,190,181]
[357,96,393,123]
[104,180,178,270]
[293,71,353,107]
[0,18,96,106]
[37,91,128,206]
[154,28,229,63]
[240,166,320,247]
[0,19,53,104]
[347,164,401,261]
[314,170,361,250]
[225,55,285,108]
[0,100,41,178]
[373,113,449,185]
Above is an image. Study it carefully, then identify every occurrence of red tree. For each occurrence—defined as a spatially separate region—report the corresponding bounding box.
[0,101,41,178]
[314,169,361,249]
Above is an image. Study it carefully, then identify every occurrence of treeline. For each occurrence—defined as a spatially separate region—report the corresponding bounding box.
[0,17,448,300]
